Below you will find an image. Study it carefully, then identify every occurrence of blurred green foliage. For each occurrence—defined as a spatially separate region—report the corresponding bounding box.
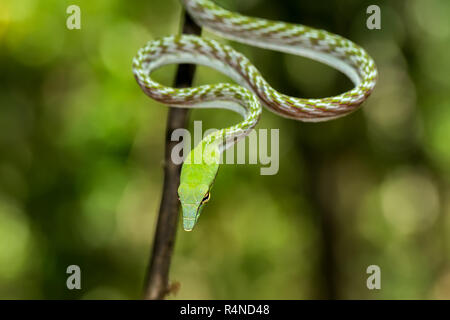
[0,0,450,299]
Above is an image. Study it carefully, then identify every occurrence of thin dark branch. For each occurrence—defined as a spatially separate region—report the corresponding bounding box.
[300,143,339,299]
[143,11,201,300]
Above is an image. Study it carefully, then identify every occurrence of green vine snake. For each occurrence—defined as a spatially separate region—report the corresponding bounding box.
[133,0,377,231]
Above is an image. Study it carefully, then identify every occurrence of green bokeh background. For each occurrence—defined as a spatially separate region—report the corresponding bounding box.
[1,0,450,299]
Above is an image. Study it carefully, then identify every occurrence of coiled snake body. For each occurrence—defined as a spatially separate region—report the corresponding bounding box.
[133,0,377,231]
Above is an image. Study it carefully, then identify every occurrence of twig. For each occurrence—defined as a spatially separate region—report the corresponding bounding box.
[143,11,201,300]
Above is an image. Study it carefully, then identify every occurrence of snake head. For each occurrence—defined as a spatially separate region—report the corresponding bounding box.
[178,140,220,231]
[178,182,212,231]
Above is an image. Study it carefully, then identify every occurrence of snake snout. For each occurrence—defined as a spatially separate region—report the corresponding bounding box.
[182,218,196,231]
[182,204,198,231]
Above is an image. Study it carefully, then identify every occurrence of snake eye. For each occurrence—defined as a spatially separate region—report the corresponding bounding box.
[201,192,210,204]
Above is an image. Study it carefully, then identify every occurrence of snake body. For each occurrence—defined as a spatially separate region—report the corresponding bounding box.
[133,0,377,231]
